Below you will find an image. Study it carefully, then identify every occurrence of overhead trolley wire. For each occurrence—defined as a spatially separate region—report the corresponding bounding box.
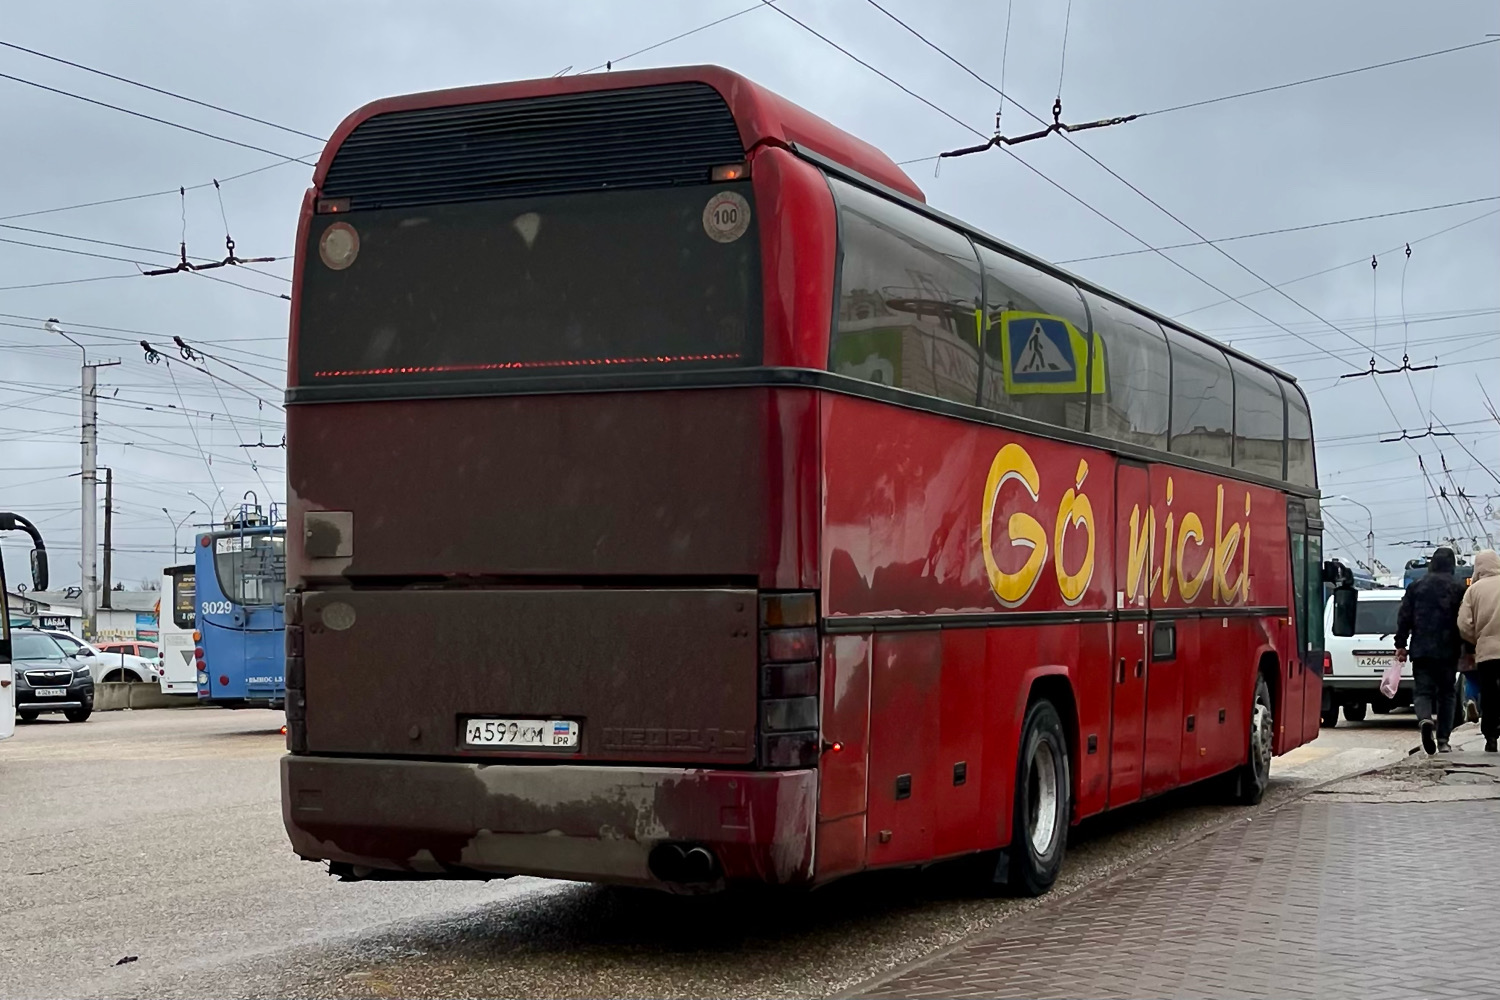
[1055,196,1500,265]
[580,1,777,74]
[1140,37,1500,118]
[0,39,325,141]
[783,1,1379,371]
[0,70,316,164]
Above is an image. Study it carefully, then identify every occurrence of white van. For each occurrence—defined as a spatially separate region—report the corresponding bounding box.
[1321,588,1412,725]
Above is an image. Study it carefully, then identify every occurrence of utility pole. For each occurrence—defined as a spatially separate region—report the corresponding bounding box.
[101,467,113,610]
[47,318,119,641]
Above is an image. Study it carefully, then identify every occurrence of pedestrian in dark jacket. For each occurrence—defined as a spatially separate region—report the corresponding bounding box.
[1396,546,1469,753]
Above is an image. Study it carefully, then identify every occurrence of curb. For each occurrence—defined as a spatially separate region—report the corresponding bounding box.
[836,752,1413,999]
[94,682,199,711]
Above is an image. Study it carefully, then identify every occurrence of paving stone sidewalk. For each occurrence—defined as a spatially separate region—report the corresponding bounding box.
[854,747,1500,999]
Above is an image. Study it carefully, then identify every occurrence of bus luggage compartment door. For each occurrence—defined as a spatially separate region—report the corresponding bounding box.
[298,588,759,766]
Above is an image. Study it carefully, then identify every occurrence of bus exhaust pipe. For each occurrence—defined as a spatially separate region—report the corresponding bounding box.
[648,842,719,884]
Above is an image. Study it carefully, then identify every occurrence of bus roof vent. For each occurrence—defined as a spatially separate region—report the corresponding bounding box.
[321,82,746,211]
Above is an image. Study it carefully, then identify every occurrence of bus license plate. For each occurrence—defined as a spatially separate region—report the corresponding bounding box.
[34,688,67,697]
[464,718,578,748]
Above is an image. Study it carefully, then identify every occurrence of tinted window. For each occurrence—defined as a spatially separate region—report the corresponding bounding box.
[1085,293,1169,449]
[1167,328,1234,466]
[1230,357,1285,479]
[298,184,761,387]
[977,244,1092,430]
[1284,380,1316,487]
[1354,599,1400,637]
[14,632,66,660]
[830,179,982,405]
[1306,533,1325,652]
[1291,531,1308,652]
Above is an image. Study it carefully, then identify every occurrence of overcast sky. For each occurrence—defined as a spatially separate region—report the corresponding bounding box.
[2,0,1497,590]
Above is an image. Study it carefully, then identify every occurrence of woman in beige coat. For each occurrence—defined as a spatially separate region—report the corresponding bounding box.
[1457,549,1500,752]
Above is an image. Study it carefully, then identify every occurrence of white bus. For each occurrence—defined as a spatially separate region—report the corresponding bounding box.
[159,564,198,695]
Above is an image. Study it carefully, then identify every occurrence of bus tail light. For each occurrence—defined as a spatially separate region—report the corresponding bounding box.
[284,591,306,753]
[757,591,820,770]
[710,162,749,181]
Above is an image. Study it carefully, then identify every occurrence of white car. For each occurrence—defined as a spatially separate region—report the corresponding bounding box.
[1321,588,1412,726]
[40,630,158,684]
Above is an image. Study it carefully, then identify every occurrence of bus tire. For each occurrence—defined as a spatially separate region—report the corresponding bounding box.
[1230,673,1274,806]
[1007,698,1070,897]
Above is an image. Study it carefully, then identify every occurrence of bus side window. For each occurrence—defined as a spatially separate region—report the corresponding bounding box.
[1166,328,1234,469]
[828,178,983,407]
[1230,357,1285,480]
[976,244,1092,432]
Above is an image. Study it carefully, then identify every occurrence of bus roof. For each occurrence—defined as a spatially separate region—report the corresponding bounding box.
[316,65,924,204]
[314,66,1305,391]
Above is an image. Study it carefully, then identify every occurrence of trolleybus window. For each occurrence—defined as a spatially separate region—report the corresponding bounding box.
[214,534,285,607]
[171,569,196,629]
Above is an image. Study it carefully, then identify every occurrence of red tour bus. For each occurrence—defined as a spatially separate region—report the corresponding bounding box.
[281,66,1355,894]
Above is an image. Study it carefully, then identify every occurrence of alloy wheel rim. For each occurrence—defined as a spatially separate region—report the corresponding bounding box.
[1028,739,1060,855]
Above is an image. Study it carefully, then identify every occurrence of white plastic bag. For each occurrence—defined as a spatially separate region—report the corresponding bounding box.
[1379,660,1401,700]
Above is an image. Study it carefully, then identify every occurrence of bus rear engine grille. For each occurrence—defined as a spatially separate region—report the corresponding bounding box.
[321,82,746,211]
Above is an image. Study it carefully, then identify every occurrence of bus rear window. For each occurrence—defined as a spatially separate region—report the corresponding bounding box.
[214,535,285,607]
[172,570,196,629]
[296,184,761,388]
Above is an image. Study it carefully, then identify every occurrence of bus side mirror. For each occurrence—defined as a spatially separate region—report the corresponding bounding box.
[1330,587,1357,637]
[30,548,48,591]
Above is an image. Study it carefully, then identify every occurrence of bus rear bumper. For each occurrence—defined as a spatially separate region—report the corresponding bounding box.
[280,755,817,889]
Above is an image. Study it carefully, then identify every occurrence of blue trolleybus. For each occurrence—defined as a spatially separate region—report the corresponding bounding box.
[194,507,286,707]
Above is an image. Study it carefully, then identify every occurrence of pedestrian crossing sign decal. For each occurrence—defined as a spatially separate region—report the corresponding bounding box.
[997,311,1105,395]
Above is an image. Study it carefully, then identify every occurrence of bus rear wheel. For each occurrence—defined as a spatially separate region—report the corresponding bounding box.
[1229,673,1274,806]
[1007,698,1070,897]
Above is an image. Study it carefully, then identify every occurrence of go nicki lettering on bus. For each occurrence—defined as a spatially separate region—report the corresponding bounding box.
[981,443,1253,609]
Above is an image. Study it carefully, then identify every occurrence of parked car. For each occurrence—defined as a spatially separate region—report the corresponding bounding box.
[41,630,157,684]
[97,640,159,661]
[11,628,94,722]
[1321,588,1411,726]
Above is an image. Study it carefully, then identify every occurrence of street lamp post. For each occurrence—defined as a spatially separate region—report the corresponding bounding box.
[188,490,225,529]
[162,508,198,559]
[1333,495,1375,577]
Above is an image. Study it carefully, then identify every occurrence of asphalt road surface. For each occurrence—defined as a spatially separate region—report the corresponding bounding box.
[0,705,1442,999]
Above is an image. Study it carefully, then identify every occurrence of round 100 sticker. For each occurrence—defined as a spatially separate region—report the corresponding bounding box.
[702,191,751,243]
